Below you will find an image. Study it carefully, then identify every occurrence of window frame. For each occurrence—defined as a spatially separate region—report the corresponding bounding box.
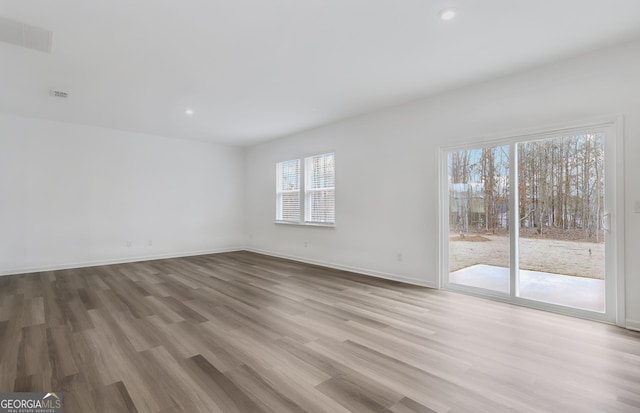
[304,153,335,225]
[275,152,336,227]
[275,159,302,223]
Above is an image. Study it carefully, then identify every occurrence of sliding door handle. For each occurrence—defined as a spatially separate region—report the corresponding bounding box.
[602,213,611,232]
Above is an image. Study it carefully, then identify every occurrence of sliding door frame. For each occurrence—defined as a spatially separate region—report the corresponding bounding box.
[438,116,625,326]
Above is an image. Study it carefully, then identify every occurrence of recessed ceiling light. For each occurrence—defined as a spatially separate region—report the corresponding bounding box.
[184,109,194,115]
[439,8,456,21]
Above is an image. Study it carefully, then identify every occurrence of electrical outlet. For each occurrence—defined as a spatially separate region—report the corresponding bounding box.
[636,200,640,213]
[148,240,153,246]
[304,241,308,248]
[126,241,132,247]
[397,253,403,262]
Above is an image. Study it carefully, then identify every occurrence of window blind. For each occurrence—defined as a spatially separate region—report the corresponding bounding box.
[305,153,335,224]
[276,159,301,222]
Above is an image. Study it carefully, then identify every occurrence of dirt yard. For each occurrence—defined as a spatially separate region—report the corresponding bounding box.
[449,234,604,279]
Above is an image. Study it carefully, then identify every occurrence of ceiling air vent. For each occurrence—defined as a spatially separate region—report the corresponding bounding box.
[0,16,52,53]
[49,90,68,99]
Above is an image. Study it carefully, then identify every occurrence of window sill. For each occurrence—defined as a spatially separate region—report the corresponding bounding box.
[274,221,336,228]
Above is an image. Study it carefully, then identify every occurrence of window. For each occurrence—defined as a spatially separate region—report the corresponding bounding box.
[305,153,335,224]
[276,159,301,222]
[276,152,335,225]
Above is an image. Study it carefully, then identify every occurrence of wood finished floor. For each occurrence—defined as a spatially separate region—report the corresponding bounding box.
[1,251,639,413]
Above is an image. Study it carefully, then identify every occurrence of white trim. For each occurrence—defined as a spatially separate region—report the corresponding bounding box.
[275,221,335,228]
[509,140,519,298]
[436,142,446,289]
[613,116,626,327]
[625,319,640,332]
[442,115,621,152]
[246,247,437,288]
[0,247,244,276]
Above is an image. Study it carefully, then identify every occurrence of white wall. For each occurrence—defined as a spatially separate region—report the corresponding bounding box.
[0,114,244,274]
[244,39,640,328]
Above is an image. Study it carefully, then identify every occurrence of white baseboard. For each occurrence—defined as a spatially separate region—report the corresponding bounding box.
[246,247,437,289]
[0,247,244,276]
[626,319,640,332]
[2,246,437,290]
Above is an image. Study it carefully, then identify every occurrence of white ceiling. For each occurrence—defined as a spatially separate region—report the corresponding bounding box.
[1,1,640,146]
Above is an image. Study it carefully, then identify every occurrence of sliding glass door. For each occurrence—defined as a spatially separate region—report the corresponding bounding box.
[447,144,511,295]
[441,122,620,322]
[516,134,605,312]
